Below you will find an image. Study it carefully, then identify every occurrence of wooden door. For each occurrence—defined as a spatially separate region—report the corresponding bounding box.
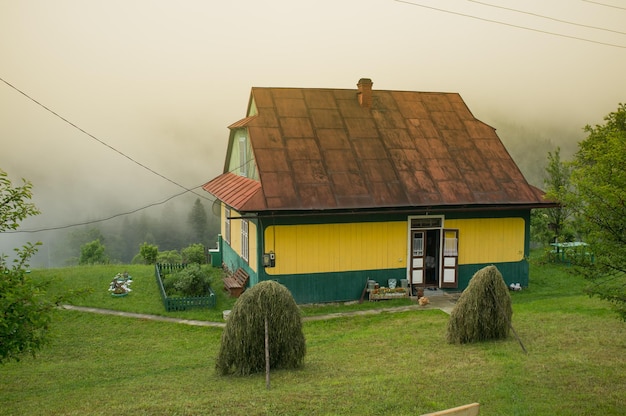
[441,229,459,288]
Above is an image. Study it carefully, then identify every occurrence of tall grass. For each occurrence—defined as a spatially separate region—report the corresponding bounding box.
[1,256,625,415]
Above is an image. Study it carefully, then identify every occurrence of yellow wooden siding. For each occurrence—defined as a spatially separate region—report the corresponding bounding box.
[248,220,257,273]
[228,210,242,257]
[221,204,257,272]
[444,217,525,264]
[264,222,407,275]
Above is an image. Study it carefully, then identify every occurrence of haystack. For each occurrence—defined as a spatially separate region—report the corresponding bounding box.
[216,280,306,375]
[446,265,512,344]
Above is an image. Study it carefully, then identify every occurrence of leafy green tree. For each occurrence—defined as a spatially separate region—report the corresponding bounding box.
[182,243,206,264]
[139,242,158,264]
[0,170,39,231]
[216,280,306,376]
[188,198,208,243]
[567,103,626,320]
[0,169,75,363]
[543,147,574,243]
[78,240,108,265]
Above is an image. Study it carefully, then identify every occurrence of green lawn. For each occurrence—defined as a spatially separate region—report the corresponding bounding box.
[1,258,625,415]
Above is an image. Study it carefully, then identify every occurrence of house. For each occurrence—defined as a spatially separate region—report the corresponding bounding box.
[203,78,556,304]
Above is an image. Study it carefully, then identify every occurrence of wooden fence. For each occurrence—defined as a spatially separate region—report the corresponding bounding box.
[154,263,216,312]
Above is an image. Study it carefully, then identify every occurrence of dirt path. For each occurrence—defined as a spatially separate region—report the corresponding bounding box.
[61,295,455,328]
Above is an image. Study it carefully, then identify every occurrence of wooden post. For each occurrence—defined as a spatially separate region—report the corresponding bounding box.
[265,315,270,390]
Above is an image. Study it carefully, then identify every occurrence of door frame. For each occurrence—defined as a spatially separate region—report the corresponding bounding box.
[407,215,444,288]
[407,215,459,290]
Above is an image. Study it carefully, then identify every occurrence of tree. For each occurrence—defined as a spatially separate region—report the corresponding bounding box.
[187,198,208,243]
[566,103,626,320]
[139,242,158,264]
[0,169,69,363]
[216,280,306,377]
[79,240,108,265]
[543,147,575,243]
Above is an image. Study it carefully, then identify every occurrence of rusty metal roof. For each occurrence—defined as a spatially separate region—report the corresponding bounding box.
[203,81,554,213]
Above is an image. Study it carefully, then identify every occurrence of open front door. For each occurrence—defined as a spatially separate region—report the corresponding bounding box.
[410,230,425,286]
[441,229,459,288]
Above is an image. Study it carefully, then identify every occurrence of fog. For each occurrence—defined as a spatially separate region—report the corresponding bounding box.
[2,0,625,265]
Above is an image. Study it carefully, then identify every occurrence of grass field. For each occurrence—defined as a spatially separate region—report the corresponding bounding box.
[1,257,625,415]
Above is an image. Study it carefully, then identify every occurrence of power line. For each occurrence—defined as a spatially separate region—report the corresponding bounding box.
[0,73,258,233]
[3,156,256,234]
[3,184,211,233]
[0,76,211,201]
[582,0,626,11]
[394,0,626,49]
[469,0,626,36]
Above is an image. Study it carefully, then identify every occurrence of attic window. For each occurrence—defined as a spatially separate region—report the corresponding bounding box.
[239,136,247,177]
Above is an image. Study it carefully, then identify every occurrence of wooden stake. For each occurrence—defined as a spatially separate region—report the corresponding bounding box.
[489,283,527,354]
[265,315,270,389]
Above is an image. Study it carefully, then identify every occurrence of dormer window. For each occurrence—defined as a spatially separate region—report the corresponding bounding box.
[239,135,247,177]
[228,128,253,178]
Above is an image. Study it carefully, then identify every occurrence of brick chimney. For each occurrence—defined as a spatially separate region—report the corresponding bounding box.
[357,78,373,108]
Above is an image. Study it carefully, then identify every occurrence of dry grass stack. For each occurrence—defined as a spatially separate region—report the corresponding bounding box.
[215,280,306,376]
[446,265,512,344]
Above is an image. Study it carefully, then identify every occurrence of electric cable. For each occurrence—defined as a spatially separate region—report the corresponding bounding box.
[469,0,626,36]
[0,76,211,201]
[394,0,626,49]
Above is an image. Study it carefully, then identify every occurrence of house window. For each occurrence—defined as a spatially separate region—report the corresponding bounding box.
[413,232,424,256]
[241,219,249,262]
[224,207,231,244]
[443,230,458,256]
[239,136,247,177]
[411,218,442,228]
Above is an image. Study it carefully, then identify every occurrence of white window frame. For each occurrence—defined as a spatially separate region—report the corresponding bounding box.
[239,136,247,177]
[241,219,249,262]
[224,206,231,244]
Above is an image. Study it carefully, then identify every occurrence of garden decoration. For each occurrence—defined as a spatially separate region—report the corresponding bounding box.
[109,272,132,297]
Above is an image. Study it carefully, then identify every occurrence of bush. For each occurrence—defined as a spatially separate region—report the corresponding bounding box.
[157,250,182,264]
[446,265,512,344]
[182,243,206,264]
[139,243,158,264]
[163,264,213,297]
[216,280,306,376]
[79,240,108,265]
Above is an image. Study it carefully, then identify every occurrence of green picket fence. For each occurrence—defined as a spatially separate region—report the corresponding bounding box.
[154,263,216,311]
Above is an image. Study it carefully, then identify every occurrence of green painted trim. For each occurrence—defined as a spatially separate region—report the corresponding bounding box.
[250,210,532,303]
[221,239,258,286]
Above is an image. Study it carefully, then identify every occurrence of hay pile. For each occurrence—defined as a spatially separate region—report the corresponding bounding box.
[446,265,512,344]
[215,280,306,375]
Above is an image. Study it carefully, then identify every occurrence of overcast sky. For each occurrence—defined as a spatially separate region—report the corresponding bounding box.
[1,0,625,245]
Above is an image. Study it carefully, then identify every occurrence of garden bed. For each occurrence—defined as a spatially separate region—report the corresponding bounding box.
[368,288,409,301]
[155,263,216,311]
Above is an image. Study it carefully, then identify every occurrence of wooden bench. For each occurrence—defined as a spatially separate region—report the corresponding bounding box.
[223,268,249,298]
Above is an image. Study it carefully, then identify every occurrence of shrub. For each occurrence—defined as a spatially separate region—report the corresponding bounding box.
[181,243,206,264]
[446,265,512,344]
[139,243,158,264]
[79,240,108,265]
[216,280,306,376]
[163,264,212,297]
[157,250,182,264]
